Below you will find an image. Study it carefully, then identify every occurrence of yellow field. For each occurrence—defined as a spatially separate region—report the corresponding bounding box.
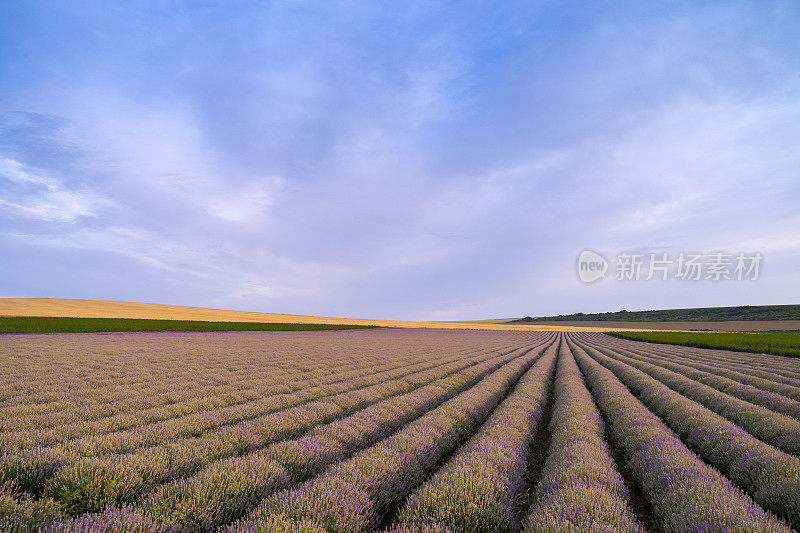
[0,298,610,332]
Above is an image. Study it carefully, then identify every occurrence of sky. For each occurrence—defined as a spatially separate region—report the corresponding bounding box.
[1,1,799,320]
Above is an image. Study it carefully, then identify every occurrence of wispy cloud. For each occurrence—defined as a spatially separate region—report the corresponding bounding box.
[0,156,110,222]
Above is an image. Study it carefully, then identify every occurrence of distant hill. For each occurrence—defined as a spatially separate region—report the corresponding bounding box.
[511,305,800,323]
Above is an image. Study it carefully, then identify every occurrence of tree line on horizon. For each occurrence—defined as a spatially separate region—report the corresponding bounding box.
[513,304,800,322]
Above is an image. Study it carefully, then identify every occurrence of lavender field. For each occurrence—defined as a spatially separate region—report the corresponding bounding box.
[1,329,798,532]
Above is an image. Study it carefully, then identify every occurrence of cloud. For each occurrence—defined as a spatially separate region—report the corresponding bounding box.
[0,156,111,222]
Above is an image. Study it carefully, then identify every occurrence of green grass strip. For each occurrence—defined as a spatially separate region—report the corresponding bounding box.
[0,316,381,334]
[607,330,800,359]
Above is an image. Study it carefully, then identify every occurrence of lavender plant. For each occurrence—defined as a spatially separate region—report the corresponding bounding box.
[523,343,645,533]
[226,343,555,533]
[573,337,800,529]
[391,339,558,532]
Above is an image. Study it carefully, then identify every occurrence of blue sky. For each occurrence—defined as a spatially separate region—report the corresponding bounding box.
[1,1,799,320]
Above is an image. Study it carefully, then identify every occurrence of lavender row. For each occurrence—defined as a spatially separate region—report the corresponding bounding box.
[569,336,793,533]
[0,347,362,436]
[586,336,800,420]
[590,334,800,400]
[0,481,63,533]
[0,340,520,491]
[602,331,800,373]
[523,341,645,533]
[389,337,558,532]
[592,333,800,386]
[0,344,374,443]
[1,331,507,437]
[0,345,492,494]
[573,337,800,528]
[75,340,522,458]
[0,333,303,413]
[1,330,496,419]
[36,338,550,530]
[0,330,548,530]
[1,341,483,451]
[584,341,800,456]
[13,506,171,533]
[37,506,312,533]
[0,377,276,436]
[127,338,554,531]
[224,340,556,533]
[42,341,548,516]
[1,359,360,448]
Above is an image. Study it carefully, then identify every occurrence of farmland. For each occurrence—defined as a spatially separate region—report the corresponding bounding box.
[0,299,607,332]
[1,329,799,532]
[608,330,800,358]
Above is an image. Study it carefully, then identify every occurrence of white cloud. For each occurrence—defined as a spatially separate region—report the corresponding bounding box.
[0,157,110,222]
